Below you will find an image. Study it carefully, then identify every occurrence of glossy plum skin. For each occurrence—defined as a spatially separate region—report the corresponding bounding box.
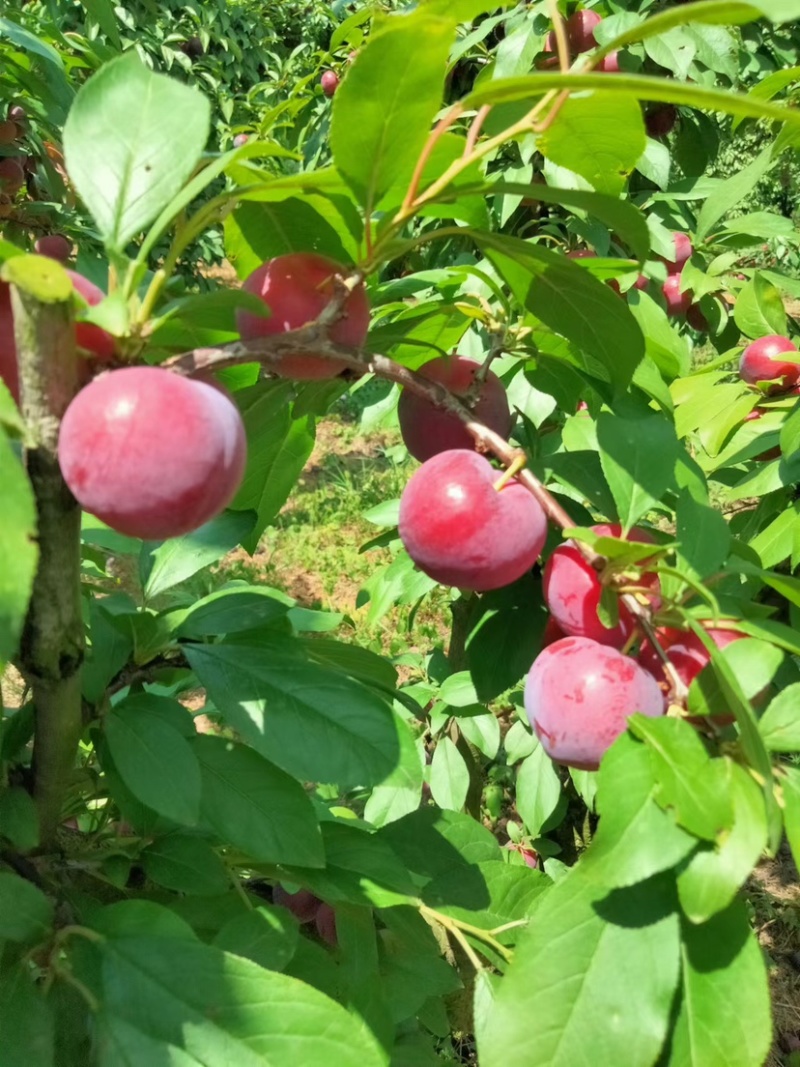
[58,367,247,540]
[398,450,548,592]
[397,355,511,462]
[272,886,321,924]
[0,158,24,195]
[315,903,338,946]
[0,282,20,403]
[662,274,692,318]
[236,253,370,380]
[67,270,116,360]
[546,10,602,54]
[645,105,677,138]
[596,51,620,72]
[663,232,693,272]
[321,71,339,97]
[739,335,800,393]
[638,627,744,688]
[35,234,71,263]
[525,636,665,769]
[543,523,658,648]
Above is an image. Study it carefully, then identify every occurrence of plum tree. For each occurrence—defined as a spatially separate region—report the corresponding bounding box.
[273,886,321,924]
[236,252,370,380]
[739,334,800,392]
[399,450,548,591]
[662,232,692,272]
[397,354,511,462]
[662,274,692,318]
[543,523,658,647]
[321,71,340,97]
[524,636,665,769]
[0,282,20,403]
[58,367,247,540]
[35,234,71,262]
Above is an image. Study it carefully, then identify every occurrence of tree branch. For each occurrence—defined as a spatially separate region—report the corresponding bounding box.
[11,278,84,847]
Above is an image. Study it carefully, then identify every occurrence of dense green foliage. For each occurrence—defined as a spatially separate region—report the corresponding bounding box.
[2,1,800,1065]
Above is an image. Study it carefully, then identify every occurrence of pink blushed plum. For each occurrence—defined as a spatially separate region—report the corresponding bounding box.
[397,354,511,462]
[739,335,800,393]
[545,9,602,55]
[0,282,19,403]
[236,253,369,380]
[321,71,339,97]
[596,51,620,72]
[543,523,658,648]
[35,234,72,263]
[638,626,745,687]
[398,450,548,591]
[315,903,337,946]
[663,232,693,272]
[525,636,665,769]
[662,274,692,318]
[67,269,116,361]
[273,886,321,924]
[58,367,247,540]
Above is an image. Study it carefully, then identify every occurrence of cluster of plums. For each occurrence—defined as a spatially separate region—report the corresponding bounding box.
[3,241,785,774]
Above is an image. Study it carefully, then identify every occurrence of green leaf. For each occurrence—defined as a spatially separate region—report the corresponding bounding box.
[184,636,398,789]
[580,734,696,888]
[538,92,646,196]
[676,761,767,924]
[378,807,501,884]
[596,413,679,529]
[140,834,231,896]
[140,510,255,601]
[225,198,357,276]
[480,233,644,389]
[364,713,425,828]
[781,399,800,460]
[331,10,454,210]
[516,742,563,839]
[192,735,324,867]
[0,963,55,1067]
[231,380,316,554]
[0,872,53,942]
[104,694,202,826]
[733,274,788,339]
[72,935,388,1067]
[0,786,39,852]
[477,869,680,1067]
[378,907,461,1025]
[698,145,777,242]
[428,737,469,812]
[689,637,783,714]
[82,599,134,704]
[0,429,38,663]
[783,766,800,871]
[665,902,772,1067]
[174,587,290,639]
[213,905,299,973]
[63,52,211,250]
[676,490,731,580]
[464,71,800,133]
[628,717,732,841]
[758,683,800,752]
[466,576,546,701]
[423,860,549,935]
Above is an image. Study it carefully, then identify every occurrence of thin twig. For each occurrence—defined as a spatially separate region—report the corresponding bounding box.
[463,104,491,157]
[547,0,571,73]
[400,103,465,214]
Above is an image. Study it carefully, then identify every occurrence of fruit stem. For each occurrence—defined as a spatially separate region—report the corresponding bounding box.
[547,0,571,73]
[400,102,465,215]
[636,614,688,704]
[493,453,527,491]
[10,279,85,847]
